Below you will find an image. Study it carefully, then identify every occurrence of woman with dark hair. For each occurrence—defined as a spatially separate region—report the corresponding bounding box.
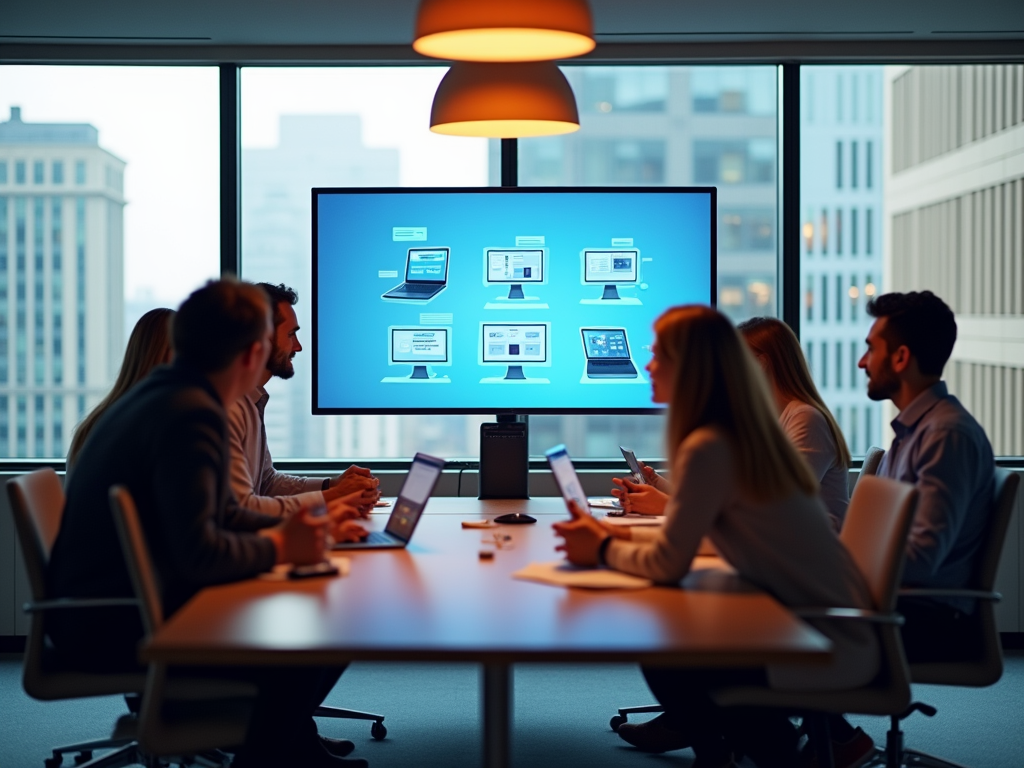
[738,316,851,530]
[554,306,877,767]
[67,308,175,468]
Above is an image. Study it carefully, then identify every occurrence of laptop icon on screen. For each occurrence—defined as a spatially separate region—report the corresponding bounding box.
[580,327,639,378]
[382,247,450,301]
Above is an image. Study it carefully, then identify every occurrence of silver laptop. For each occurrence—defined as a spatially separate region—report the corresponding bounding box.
[580,327,639,378]
[332,453,445,550]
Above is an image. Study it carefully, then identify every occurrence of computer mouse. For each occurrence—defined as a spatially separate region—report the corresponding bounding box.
[493,513,537,525]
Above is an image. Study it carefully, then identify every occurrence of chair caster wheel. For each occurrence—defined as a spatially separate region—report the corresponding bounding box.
[610,715,626,732]
[73,752,93,765]
[371,721,387,740]
[44,757,62,768]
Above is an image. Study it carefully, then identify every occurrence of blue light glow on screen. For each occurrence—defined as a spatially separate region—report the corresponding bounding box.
[315,188,713,413]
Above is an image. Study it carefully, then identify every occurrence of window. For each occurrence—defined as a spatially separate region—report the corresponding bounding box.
[835,341,843,389]
[0,67,220,457]
[836,141,843,188]
[835,274,843,321]
[836,208,843,255]
[851,207,859,255]
[0,161,6,184]
[240,67,490,461]
[515,65,779,458]
[820,208,828,254]
[803,64,1024,458]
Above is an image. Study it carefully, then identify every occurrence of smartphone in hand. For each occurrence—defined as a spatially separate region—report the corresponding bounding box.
[619,446,647,485]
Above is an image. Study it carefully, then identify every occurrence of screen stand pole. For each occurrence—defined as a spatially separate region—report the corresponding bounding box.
[409,365,429,379]
[507,284,525,300]
[602,284,621,300]
[503,365,526,380]
[478,414,529,499]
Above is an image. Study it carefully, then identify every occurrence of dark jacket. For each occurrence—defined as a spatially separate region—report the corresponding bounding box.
[46,362,278,669]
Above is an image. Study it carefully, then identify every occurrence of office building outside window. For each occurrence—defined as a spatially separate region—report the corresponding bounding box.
[804,64,1024,458]
[0,67,219,457]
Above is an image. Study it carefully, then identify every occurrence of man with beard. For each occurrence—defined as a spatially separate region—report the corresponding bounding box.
[820,291,994,768]
[227,283,379,519]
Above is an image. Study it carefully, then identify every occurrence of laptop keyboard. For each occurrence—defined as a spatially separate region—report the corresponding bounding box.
[365,531,393,544]
[394,284,436,293]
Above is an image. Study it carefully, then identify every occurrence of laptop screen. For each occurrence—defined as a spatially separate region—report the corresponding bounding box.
[545,444,587,508]
[405,248,449,283]
[581,329,631,360]
[384,453,445,540]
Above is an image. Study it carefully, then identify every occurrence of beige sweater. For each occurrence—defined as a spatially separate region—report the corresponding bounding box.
[605,426,879,691]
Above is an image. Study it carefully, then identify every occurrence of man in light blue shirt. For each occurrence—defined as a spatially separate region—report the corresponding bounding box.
[859,290,994,629]
[822,291,995,768]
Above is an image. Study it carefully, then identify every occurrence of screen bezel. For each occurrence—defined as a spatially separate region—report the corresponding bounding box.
[313,186,717,416]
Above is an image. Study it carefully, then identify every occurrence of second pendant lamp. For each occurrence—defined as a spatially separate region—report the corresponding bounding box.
[429,61,580,139]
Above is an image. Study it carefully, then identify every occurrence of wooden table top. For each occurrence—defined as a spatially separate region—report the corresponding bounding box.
[144,498,831,668]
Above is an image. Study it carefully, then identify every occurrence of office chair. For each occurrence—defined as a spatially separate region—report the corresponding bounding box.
[109,485,257,767]
[871,467,1020,768]
[609,474,918,768]
[711,475,919,768]
[858,446,885,485]
[8,469,145,768]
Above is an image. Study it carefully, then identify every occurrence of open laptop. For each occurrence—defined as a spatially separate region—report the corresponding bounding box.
[332,453,445,550]
[580,327,639,378]
[382,247,450,301]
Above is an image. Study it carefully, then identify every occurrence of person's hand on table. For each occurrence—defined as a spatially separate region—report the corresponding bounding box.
[333,520,369,544]
[324,490,369,524]
[610,476,669,515]
[260,505,331,565]
[325,472,379,514]
[597,519,632,540]
[552,500,611,567]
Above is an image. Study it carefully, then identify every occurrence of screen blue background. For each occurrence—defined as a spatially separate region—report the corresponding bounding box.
[315,189,713,412]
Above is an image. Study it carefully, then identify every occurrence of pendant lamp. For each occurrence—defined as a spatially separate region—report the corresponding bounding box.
[414,0,595,63]
[430,62,580,138]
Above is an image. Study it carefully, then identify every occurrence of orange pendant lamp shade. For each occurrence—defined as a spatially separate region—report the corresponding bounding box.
[414,0,595,63]
[430,62,580,138]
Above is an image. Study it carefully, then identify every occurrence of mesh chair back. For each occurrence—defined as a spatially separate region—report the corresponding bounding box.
[976,469,1019,592]
[109,486,164,636]
[7,469,65,602]
[841,475,918,613]
[859,446,885,480]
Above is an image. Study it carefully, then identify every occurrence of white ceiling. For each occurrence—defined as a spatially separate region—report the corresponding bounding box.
[1,0,1022,59]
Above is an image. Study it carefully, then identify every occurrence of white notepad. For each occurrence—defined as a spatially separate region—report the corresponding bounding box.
[512,560,652,590]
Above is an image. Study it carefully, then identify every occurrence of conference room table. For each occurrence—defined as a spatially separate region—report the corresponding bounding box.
[143,498,832,768]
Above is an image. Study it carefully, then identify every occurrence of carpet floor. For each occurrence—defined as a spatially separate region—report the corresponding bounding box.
[2,654,1022,767]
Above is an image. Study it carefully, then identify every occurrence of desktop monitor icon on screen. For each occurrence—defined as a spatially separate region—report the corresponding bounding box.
[382,326,452,383]
[483,248,549,309]
[479,322,551,384]
[382,247,450,302]
[580,248,642,305]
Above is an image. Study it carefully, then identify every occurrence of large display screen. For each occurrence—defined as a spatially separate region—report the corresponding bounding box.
[313,187,715,414]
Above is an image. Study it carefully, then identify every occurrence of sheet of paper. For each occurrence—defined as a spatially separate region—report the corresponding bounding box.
[513,560,653,589]
[260,555,351,582]
[600,514,664,527]
[587,497,621,510]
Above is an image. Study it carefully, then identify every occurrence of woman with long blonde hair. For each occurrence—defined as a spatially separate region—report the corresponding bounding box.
[67,308,175,468]
[738,316,851,529]
[554,306,877,767]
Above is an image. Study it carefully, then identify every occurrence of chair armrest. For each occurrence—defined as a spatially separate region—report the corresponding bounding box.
[794,607,905,626]
[899,588,1001,602]
[23,597,140,613]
